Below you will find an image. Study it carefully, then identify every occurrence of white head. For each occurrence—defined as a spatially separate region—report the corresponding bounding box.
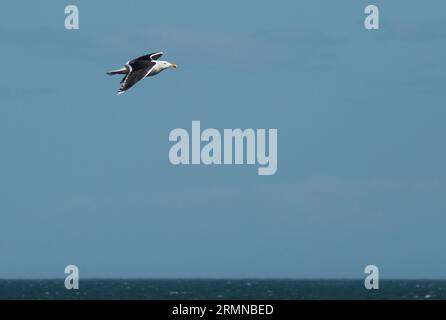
[158,60,177,70]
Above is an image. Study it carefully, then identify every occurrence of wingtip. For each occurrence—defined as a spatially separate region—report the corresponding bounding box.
[117,91,125,96]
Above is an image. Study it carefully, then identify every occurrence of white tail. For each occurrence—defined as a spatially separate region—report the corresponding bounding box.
[106,67,128,76]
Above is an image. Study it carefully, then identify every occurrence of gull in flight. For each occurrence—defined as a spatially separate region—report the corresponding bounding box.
[107,51,177,95]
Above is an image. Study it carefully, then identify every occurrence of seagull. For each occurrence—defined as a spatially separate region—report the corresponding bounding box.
[107,51,177,95]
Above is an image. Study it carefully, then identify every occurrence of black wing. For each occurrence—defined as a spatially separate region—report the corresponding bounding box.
[117,63,156,95]
[120,60,154,84]
[132,51,164,62]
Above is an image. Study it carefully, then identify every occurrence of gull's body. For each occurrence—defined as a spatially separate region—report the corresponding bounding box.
[107,51,177,95]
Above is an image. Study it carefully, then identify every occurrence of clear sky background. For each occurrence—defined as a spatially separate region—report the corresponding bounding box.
[1,0,445,279]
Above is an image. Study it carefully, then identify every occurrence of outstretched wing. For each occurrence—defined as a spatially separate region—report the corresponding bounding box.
[120,60,154,85]
[117,63,156,95]
[132,51,164,62]
[127,59,154,71]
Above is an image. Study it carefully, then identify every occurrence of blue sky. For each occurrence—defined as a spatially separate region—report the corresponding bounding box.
[0,0,445,278]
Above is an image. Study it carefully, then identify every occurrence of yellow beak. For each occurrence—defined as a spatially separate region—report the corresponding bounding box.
[171,64,177,68]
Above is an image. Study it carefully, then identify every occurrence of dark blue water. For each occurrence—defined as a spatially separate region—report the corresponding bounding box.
[1,279,445,300]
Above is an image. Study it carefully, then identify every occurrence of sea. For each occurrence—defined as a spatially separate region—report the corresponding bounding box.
[1,279,445,300]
